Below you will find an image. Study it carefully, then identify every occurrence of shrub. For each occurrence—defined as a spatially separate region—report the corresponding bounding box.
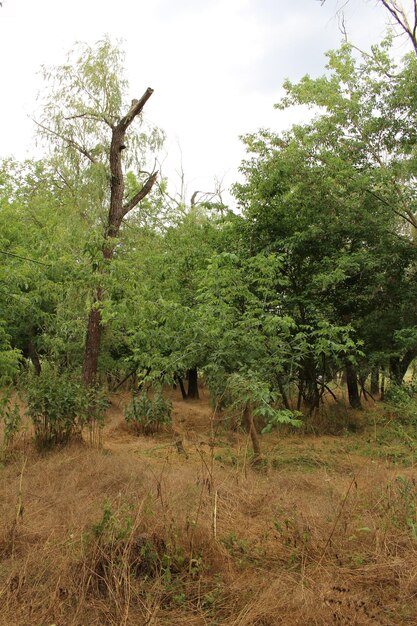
[22,364,86,448]
[385,381,417,424]
[124,388,172,435]
[0,389,21,456]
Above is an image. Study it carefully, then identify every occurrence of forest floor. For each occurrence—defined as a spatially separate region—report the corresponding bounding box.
[1,387,417,625]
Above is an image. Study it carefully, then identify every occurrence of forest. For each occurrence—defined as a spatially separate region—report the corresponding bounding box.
[1,1,417,625]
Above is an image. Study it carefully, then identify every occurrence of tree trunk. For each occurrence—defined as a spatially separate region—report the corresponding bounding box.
[346,363,361,409]
[381,369,386,401]
[27,338,41,376]
[82,291,103,386]
[243,404,261,463]
[82,88,157,387]
[277,376,291,410]
[187,367,199,399]
[175,374,187,400]
[301,358,320,409]
[389,348,417,385]
[370,367,380,397]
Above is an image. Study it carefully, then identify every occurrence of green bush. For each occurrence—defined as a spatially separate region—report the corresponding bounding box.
[0,390,21,454]
[124,388,172,436]
[385,382,417,424]
[22,364,86,448]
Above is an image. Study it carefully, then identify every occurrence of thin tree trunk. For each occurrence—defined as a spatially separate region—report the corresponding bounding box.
[243,404,261,463]
[27,339,41,376]
[277,376,291,410]
[346,363,362,409]
[175,374,187,400]
[380,370,386,401]
[370,367,380,397]
[297,378,304,411]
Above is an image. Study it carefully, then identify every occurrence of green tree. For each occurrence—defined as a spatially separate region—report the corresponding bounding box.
[234,38,417,404]
[37,37,163,387]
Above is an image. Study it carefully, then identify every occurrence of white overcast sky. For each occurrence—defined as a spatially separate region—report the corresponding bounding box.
[0,0,392,204]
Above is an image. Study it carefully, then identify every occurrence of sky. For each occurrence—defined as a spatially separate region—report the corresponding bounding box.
[0,0,391,205]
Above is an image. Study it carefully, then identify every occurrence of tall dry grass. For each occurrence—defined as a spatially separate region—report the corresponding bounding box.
[0,394,417,624]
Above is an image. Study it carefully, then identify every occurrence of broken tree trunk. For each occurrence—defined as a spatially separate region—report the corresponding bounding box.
[82,88,158,386]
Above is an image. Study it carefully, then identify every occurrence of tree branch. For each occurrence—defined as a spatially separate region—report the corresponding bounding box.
[117,87,154,133]
[33,119,98,164]
[123,171,158,215]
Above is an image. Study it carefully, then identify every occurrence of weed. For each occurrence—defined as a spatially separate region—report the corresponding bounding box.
[124,387,172,435]
[385,382,417,424]
[0,391,21,453]
[22,364,85,449]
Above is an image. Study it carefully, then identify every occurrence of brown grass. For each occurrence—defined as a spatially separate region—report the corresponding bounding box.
[1,389,417,625]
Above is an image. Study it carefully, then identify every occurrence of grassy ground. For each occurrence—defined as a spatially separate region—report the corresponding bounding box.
[1,388,417,625]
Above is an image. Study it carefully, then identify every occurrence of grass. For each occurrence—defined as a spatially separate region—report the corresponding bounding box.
[0,390,417,624]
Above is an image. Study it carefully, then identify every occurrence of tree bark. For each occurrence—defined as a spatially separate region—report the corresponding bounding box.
[389,348,417,386]
[346,362,362,409]
[82,88,157,386]
[175,374,187,400]
[186,367,199,399]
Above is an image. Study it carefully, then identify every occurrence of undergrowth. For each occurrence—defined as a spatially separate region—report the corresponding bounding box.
[1,390,417,625]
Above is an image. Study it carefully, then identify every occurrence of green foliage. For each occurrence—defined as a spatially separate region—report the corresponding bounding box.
[0,323,20,386]
[385,382,417,424]
[227,372,303,429]
[22,364,86,448]
[0,390,21,450]
[92,498,133,542]
[234,36,417,399]
[124,388,172,436]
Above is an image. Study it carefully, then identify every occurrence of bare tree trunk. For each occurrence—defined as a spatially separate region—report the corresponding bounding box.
[82,88,157,386]
[277,376,291,410]
[27,338,41,376]
[381,369,386,401]
[175,374,187,400]
[371,367,380,397]
[346,362,362,409]
[186,367,199,399]
[243,404,261,463]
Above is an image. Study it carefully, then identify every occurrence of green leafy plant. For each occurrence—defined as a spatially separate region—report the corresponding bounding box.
[226,372,303,430]
[22,363,86,448]
[385,382,417,425]
[124,387,172,436]
[0,390,21,454]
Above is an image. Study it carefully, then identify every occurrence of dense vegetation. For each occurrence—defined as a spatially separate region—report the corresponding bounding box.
[1,3,417,624]
[2,30,417,441]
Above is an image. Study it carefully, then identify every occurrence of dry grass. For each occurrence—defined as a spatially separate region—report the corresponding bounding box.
[1,390,417,625]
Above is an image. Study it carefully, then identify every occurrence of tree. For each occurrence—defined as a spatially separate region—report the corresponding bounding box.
[234,37,417,404]
[36,38,162,387]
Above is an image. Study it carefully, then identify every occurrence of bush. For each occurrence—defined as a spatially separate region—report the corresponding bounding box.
[124,388,172,435]
[385,381,417,424]
[22,364,86,448]
[0,389,21,456]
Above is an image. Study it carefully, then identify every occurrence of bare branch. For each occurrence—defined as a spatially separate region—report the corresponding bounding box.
[122,171,158,215]
[63,111,113,127]
[117,87,154,133]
